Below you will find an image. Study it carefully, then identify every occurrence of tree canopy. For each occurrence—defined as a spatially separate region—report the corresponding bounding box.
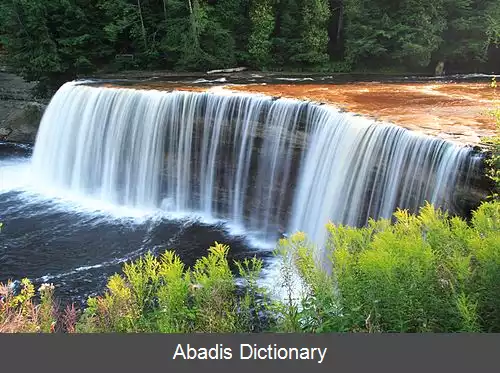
[0,0,499,94]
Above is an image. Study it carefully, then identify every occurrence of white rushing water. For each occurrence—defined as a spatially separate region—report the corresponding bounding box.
[30,81,481,253]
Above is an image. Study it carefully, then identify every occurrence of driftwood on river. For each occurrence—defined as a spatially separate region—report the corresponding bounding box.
[206,67,247,74]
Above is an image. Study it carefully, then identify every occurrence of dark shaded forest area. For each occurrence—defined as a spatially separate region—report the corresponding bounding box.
[0,0,499,95]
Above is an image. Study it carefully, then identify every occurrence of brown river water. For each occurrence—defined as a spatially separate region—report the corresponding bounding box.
[103,79,499,147]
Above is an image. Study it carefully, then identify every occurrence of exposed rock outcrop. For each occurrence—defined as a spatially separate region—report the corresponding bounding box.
[0,72,46,143]
[0,101,45,142]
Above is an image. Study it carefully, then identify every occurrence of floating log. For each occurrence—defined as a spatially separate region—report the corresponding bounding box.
[206,67,247,74]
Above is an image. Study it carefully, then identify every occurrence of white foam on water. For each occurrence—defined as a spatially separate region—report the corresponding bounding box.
[276,77,314,81]
[0,159,33,192]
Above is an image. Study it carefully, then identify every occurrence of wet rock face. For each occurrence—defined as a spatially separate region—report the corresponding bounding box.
[0,101,45,143]
[0,72,46,143]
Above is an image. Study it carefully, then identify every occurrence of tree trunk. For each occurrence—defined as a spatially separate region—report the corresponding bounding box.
[337,1,344,41]
[187,0,200,49]
[11,0,31,39]
[137,0,147,49]
[162,0,168,23]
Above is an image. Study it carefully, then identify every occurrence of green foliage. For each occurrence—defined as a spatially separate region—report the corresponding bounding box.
[38,283,57,333]
[485,2,500,47]
[2,200,499,333]
[0,279,61,333]
[7,278,35,311]
[0,0,499,87]
[235,257,267,332]
[0,0,112,95]
[343,0,446,68]
[190,243,238,332]
[271,0,331,69]
[276,201,500,333]
[248,0,275,67]
[77,243,265,333]
[436,0,500,65]
[292,0,331,67]
[272,0,301,67]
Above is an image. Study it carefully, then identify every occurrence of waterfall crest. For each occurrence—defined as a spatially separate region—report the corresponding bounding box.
[31,82,481,247]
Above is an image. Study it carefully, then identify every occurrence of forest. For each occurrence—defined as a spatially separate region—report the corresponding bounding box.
[1,0,500,95]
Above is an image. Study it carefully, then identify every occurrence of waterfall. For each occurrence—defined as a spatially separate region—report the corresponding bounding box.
[31,82,482,248]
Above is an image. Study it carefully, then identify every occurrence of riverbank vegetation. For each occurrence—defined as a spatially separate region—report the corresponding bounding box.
[2,200,499,333]
[0,0,499,95]
[482,77,500,197]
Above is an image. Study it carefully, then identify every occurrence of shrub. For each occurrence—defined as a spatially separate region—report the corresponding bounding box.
[0,280,61,333]
[482,77,500,198]
[77,243,265,333]
[279,201,500,333]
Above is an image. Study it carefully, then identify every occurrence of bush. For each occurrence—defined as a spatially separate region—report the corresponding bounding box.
[76,243,266,333]
[279,201,500,333]
[482,77,500,198]
[0,280,60,333]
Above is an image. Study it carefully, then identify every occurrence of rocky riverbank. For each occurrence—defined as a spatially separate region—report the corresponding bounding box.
[0,71,46,143]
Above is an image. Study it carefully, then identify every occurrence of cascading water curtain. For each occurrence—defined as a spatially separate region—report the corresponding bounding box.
[32,82,482,248]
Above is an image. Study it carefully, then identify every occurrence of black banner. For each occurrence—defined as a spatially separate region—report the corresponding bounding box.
[1,334,498,372]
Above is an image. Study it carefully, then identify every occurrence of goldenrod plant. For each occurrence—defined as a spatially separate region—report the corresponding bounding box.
[280,201,500,333]
[0,279,61,333]
[74,200,499,333]
[76,243,266,333]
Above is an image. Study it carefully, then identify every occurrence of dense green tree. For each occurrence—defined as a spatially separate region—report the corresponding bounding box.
[0,0,61,81]
[486,1,500,47]
[0,0,499,92]
[272,0,301,67]
[343,0,446,69]
[156,0,242,70]
[248,0,275,68]
[292,0,331,67]
[394,0,446,68]
[208,0,251,65]
[0,0,112,95]
[272,0,330,69]
[436,0,499,70]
